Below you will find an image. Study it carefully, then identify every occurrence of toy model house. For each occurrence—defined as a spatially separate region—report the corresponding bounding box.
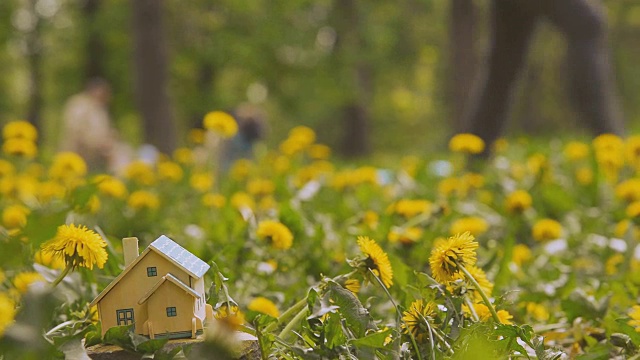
[90,235,212,339]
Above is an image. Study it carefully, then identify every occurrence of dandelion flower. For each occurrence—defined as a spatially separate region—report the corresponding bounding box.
[402,299,437,343]
[449,133,485,154]
[2,204,30,229]
[257,220,293,250]
[628,305,640,332]
[48,152,87,180]
[469,303,513,325]
[203,111,238,138]
[0,292,16,337]
[202,193,226,209]
[357,236,393,288]
[429,232,478,283]
[2,138,37,158]
[157,161,184,183]
[532,219,563,242]
[13,272,45,294]
[248,297,280,318]
[452,264,493,301]
[344,279,361,294]
[505,190,532,214]
[563,141,590,161]
[449,217,489,237]
[3,120,37,141]
[128,190,160,210]
[41,224,108,270]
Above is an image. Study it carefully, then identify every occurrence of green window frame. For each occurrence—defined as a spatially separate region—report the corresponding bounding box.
[116,308,134,326]
[147,267,157,277]
[166,307,177,317]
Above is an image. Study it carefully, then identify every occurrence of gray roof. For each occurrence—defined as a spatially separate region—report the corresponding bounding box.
[149,235,210,279]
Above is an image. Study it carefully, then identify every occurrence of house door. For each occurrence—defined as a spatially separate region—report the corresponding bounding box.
[116,308,135,326]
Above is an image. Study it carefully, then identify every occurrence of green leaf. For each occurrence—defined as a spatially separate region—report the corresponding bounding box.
[103,325,135,350]
[615,318,640,345]
[324,312,347,349]
[350,328,393,349]
[134,338,169,354]
[324,280,374,338]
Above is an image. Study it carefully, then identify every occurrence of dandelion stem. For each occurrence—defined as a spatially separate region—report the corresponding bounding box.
[264,297,307,333]
[278,306,308,340]
[464,297,480,322]
[51,264,72,287]
[368,269,424,360]
[456,261,501,324]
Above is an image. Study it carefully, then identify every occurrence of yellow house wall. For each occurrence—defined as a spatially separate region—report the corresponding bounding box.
[147,281,196,335]
[97,251,191,336]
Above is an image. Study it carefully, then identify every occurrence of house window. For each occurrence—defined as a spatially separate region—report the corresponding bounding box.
[116,308,134,326]
[147,267,157,277]
[166,307,177,317]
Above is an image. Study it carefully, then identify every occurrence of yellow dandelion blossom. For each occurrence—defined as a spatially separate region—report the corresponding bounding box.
[357,236,393,288]
[505,190,532,214]
[390,199,432,218]
[2,138,37,158]
[230,159,253,180]
[257,220,293,250]
[532,219,563,242]
[34,250,66,270]
[449,133,485,154]
[388,226,423,245]
[628,305,640,332]
[563,141,590,161]
[247,178,275,197]
[157,161,184,183]
[13,272,45,294]
[362,210,379,230]
[124,161,156,186]
[41,224,108,270]
[203,111,238,138]
[575,167,593,185]
[2,204,30,229]
[3,120,37,141]
[128,190,160,210]
[429,232,478,283]
[190,172,214,192]
[470,303,513,325]
[525,302,550,322]
[231,192,255,210]
[402,299,438,343]
[173,147,194,165]
[0,292,16,336]
[0,159,15,177]
[214,303,245,331]
[615,179,640,202]
[202,193,226,209]
[248,297,280,318]
[512,244,532,266]
[605,253,625,276]
[449,217,489,237]
[188,128,205,145]
[48,152,87,180]
[452,264,493,301]
[627,201,640,218]
[344,279,361,294]
[94,175,127,199]
[308,144,331,160]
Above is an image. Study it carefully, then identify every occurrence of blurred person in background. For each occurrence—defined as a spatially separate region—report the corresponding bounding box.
[61,78,131,172]
[220,103,267,170]
[463,0,625,155]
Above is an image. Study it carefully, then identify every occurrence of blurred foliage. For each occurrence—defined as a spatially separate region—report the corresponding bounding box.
[1,0,638,158]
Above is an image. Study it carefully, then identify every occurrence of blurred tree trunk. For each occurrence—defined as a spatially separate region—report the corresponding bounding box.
[336,0,371,157]
[131,0,176,154]
[449,0,477,133]
[26,0,43,132]
[83,0,104,79]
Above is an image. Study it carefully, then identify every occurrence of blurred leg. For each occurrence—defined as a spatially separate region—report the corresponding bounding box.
[543,0,624,135]
[462,0,538,153]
